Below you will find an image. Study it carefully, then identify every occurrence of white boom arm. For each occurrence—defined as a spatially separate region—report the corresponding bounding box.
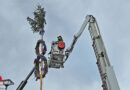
[65,15,91,60]
[65,15,120,90]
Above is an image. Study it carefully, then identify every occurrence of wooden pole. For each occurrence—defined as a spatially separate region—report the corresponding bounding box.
[40,61,43,90]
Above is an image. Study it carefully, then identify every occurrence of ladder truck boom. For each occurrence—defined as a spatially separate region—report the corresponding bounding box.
[65,15,91,60]
[16,66,36,90]
[66,15,120,90]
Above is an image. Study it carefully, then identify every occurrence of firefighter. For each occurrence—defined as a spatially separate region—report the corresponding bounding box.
[57,34,65,68]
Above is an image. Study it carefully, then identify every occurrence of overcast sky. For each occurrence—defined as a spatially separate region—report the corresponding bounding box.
[0,0,130,90]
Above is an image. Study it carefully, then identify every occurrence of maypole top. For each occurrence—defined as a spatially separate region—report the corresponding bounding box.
[27,5,46,36]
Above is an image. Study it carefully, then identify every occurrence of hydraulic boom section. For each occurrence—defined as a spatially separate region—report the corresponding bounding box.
[65,15,91,60]
[88,15,120,90]
[16,66,36,90]
[66,15,120,90]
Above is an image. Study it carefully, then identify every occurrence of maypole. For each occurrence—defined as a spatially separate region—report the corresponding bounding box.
[27,5,48,90]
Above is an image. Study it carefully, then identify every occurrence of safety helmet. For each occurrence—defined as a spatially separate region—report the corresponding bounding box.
[57,34,61,38]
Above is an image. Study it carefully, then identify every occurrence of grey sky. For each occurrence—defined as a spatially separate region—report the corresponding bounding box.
[0,0,130,90]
